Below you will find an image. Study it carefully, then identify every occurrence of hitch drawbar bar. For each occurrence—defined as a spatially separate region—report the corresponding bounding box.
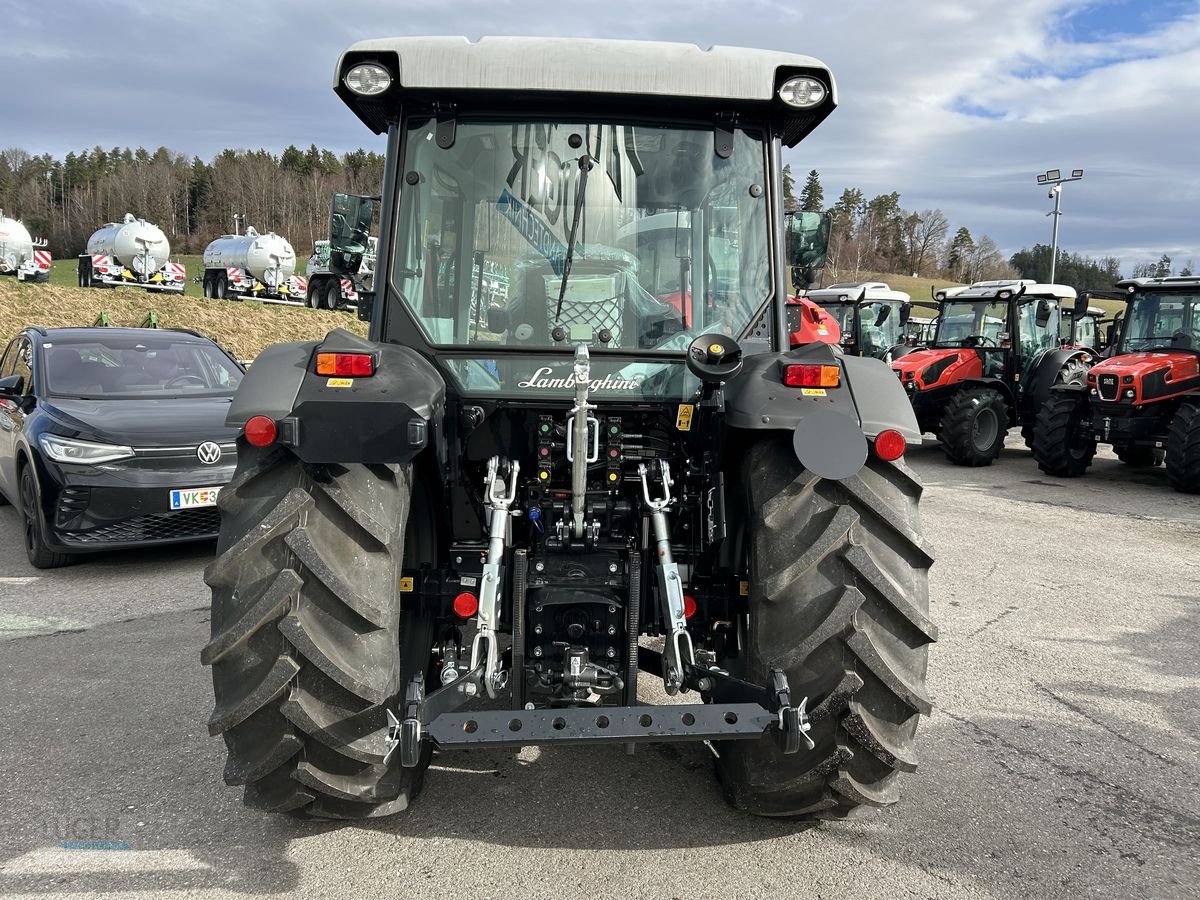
[386,656,813,764]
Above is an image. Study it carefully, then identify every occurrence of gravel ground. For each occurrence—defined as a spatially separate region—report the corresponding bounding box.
[0,436,1196,900]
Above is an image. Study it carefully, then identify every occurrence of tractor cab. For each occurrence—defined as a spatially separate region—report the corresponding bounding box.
[799,281,913,361]
[1060,304,1105,354]
[1032,276,1200,490]
[892,279,1092,464]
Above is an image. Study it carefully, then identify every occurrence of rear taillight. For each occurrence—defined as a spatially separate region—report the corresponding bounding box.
[244,415,277,447]
[873,429,907,461]
[783,363,840,388]
[452,592,479,618]
[683,594,698,619]
[315,352,374,377]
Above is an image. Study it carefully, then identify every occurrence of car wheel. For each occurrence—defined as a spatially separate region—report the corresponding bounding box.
[19,465,73,569]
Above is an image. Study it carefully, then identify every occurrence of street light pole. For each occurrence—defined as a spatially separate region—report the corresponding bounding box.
[1036,169,1083,283]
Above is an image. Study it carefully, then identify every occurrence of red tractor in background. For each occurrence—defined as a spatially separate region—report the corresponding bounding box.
[1032,276,1200,491]
[796,281,914,361]
[892,279,1094,466]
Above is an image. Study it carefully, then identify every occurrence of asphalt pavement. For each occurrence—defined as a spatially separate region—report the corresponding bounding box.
[0,437,1197,900]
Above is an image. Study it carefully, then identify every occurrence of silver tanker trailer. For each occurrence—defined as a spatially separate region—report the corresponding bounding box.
[0,210,52,283]
[78,214,185,293]
[202,227,306,303]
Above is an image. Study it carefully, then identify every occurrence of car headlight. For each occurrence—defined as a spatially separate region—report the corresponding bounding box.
[39,434,134,465]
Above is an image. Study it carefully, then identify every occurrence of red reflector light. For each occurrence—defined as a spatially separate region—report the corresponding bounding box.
[683,594,698,619]
[782,364,840,388]
[315,352,375,377]
[244,415,277,447]
[452,592,479,618]
[873,429,907,461]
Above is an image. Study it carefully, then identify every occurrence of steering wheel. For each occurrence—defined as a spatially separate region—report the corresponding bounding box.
[165,375,206,388]
[686,333,743,383]
[964,334,997,348]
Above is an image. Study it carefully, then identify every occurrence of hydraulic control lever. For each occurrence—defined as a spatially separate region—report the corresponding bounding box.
[639,459,694,694]
[471,455,519,698]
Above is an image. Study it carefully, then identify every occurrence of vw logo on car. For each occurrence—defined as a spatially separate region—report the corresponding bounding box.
[197,441,223,465]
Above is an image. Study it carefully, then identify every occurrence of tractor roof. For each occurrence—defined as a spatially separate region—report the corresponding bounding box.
[936,280,1076,301]
[809,282,911,304]
[1116,276,1200,292]
[334,37,836,144]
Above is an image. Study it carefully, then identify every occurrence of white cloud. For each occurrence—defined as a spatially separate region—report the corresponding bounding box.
[2,0,1196,268]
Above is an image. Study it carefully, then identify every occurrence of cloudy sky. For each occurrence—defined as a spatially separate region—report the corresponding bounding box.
[5,0,1199,269]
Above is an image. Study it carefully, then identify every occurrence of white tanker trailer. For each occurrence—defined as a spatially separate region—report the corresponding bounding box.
[78,214,185,293]
[202,227,307,303]
[0,210,52,283]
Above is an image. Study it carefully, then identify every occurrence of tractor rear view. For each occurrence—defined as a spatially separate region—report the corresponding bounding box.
[202,37,935,823]
[891,280,1093,465]
[1031,276,1200,490]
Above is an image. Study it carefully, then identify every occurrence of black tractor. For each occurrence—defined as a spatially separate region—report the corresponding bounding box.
[202,37,935,821]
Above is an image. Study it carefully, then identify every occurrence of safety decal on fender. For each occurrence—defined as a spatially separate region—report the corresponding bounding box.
[399,577,414,592]
[739,581,750,596]
[801,388,827,396]
[326,378,354,388]
[676,404,694,431]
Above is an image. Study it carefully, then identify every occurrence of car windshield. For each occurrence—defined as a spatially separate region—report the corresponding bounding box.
[43,336,243,398]
[934,301,1007,347]
[1121,293,1200,350]
[388,118,771,398]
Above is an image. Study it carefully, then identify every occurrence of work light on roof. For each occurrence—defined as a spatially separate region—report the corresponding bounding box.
[344,63,392,96]
[778,76,827,109]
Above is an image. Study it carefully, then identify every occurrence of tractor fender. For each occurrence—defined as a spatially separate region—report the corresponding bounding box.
[723,342,919,480]
[1024,347,1091,409]
[955,376,1015,412]
[227,327,446,465]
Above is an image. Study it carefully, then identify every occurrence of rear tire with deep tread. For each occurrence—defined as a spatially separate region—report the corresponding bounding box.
[1166,398,1200,493]
[202,443,431,818]
[716,438,935,819]
[1031,391,1096,477]
[938,387,1008,466]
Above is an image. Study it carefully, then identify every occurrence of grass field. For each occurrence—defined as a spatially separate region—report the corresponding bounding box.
[0,276,365,360]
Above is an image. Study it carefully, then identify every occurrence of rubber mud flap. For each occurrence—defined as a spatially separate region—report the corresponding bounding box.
[791,408,867,480]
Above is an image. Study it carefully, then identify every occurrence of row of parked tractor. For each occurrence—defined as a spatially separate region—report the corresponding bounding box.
[0,209,372,310]
[788,276,1200,493]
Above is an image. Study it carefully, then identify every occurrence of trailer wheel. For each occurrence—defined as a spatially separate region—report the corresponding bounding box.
[78,258,92,288]
[324,281,341,311]
[214,273,228,300]
[1166,398,1200,493]
[202,273,213,299]
[716,437,934,819]
[307,280,322,309]
[203,443,436,818]
[938,387,1007,466]
[1031,391,1095,477]
[1115,446,1164,467]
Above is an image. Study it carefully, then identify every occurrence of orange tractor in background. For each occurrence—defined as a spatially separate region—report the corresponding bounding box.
[1031,276,1200,491]
[891,279,1093,466]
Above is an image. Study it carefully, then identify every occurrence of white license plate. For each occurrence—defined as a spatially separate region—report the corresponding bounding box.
[169,487,221,510]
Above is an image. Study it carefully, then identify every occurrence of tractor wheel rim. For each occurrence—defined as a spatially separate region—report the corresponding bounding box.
[972,407,999,450]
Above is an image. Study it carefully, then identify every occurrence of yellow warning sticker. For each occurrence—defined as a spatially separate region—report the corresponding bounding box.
[739,580,750,596]
[676,404,695,431]
[326,378,354,388]
[399,577,414,593]
[801,388,827,397]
